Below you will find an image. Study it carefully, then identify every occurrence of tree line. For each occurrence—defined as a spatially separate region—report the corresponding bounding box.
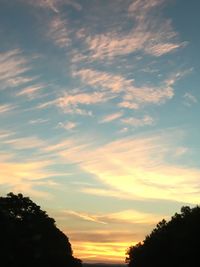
[0,193,81,267]
[126,205,200,267]
[1,193,200,267]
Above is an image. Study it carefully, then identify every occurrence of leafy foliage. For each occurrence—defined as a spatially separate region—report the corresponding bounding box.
[126,206,200,267]
[0,193,82,267]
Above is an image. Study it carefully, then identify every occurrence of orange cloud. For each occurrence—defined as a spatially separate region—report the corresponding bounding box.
[100,112,123,123]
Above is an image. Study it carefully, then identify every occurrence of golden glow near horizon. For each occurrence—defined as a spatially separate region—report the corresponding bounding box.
[72,241,134,264]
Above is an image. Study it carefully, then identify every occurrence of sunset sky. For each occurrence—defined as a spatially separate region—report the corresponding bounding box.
[0,0,200,263]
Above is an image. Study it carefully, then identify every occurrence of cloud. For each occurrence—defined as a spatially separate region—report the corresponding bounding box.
[58,121,77,130]
[74,69,174,105]
[119,85,174,109]
[48,15,70,48]
[43,139,91,157]
[0,104,16,114]
[56,91,111,115]
[74,68,174,110]
[43,139,76,153]
[0,160,50,185]
[0,49,33,89]
[121,115,155,127]
[36,43,181,116]
[118,101,139,110]
[0,130,14,139]
[102,209,167,225]
[68,230,140,244]
[0,157,62,198]
[86,25,182,59]
[64,0,82,11]
[183,92,198,106]
[27,0,60,13]
[145,42,184,57]
[36,95,93,116]
[0,150,64,198]
[37,80,174,115]
[54,131,200,204]
[64,210,107,224]
[100,112,123,123]
[4,136,46,150]
[29,118,49,124]
[16,84,46,99]
[128,0,163,17]
[84,1,183,60]
[26,0,82,13]
[64,209,166,225]
[58,91,109,105]
[73,68,133,93]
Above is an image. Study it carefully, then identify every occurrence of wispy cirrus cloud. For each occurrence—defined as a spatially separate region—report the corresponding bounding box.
[86,24,183,60]
[0,158,59,198]
[29,118,49,124]
[57,121,77,130]
[0,130,14,140]
[64,209,166,225]
[64,210,107,225]
[73,68,133,93]
[26,0,82,13]
[48,15,71,48]
[4,136,46,150]
[121,115,155,127]
[128,0,163,17]
[100,112,123,123]
[68,230,140,244]
[119,84,174,109]
[26,0,60,13]
[183,92,198,107]
[42,138,91,156]
[56,91,111,115]
[84,0,184,60]
[0,135,66,198]
[16,84,46,99]
[0,104,16,114]
[74,67,174,110]
[0,49,33,89]
[51,131,200,204]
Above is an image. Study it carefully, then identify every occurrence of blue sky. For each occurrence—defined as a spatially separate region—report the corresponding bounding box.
[0,0,200,263]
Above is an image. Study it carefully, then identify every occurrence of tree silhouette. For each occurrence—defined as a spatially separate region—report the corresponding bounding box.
[0,192,82,267]
[126,206,200,267]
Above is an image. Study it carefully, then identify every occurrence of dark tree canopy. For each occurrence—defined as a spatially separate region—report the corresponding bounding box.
[0,192,82,267]
[126,206,200,267]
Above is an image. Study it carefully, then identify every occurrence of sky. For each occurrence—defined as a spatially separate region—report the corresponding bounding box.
[0,0,200,263]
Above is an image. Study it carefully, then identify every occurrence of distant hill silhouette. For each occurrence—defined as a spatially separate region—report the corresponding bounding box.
[0,193,82,267]
[126,206,200,267]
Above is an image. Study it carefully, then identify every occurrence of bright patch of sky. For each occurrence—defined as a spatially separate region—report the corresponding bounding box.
[0,0,200,263]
